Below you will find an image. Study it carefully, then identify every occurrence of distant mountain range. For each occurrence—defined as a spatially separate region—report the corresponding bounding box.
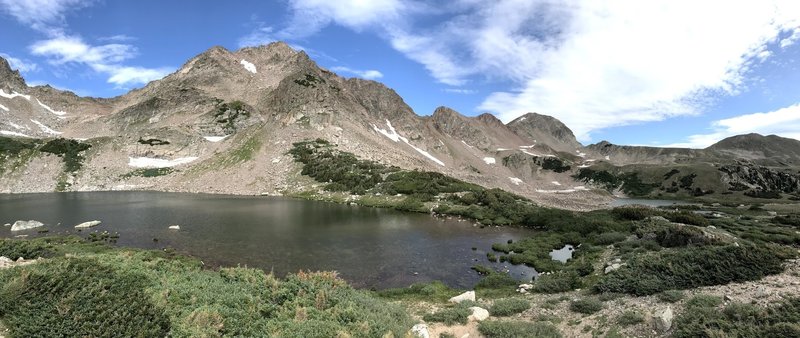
[2,42,799,208]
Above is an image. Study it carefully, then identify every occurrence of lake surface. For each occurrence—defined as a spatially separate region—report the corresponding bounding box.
[549,244,574,263]
[0,192,537,289]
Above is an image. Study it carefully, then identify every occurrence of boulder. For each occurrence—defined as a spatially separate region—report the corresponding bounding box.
[468,307,490,321]
[605,263,625,274]
[411,323,429,338]
[10,220,44,231]
[449,291,476,303]
[168,225,181,230]
[653,306,674,332]
[74,220,102,228]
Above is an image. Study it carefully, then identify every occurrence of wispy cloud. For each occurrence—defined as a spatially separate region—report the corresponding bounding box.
[658,103,800,148]
[0,53,39,73]
[31,35,137,64]
[2,1,170,87]
[443,88,477,95]
[0,0,94,34]
[329,66,383,80]
[97,34,137,43]
[238,26,275,48]
[30,35,172,86]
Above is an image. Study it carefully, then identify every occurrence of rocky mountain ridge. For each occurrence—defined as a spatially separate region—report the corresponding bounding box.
[2,42,799,208]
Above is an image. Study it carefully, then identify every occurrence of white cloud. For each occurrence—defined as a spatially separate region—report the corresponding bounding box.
[0,53,39,73]
[329,66,383,79]
[31,35,136,65]
[103,66,173,86]
[280,0,410,38]
[0,0,93,34]
[659,103,800,148]
[780,29,800,48]
[272,1,800,142]
[29,35,172,86]
[478,1,800,141]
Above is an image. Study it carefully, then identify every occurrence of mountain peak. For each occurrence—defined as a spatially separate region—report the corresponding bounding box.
[708,133,800,163]
[507,112,581,152]
[0,56,27,89]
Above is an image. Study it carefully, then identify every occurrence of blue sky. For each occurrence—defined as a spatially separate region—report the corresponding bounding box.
[1,0,799,148]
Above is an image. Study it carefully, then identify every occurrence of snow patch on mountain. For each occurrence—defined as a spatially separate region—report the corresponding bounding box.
[30,119,61,135]
[509,177,523,185]
[0,104,8,111]
[483,157,496,164]
[240,60,257,74]
[373,119,445,166]
[36,99,66,116]
[203,135,229,142]
[0,89,30,100]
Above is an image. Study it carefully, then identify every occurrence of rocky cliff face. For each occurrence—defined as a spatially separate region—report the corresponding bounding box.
[1,42,799,208]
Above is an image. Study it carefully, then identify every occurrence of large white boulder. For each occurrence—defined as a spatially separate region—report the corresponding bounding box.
[653,306,674,332]
[448,291,476,303]
[10,220,44,231]
[468,307,490,321]
[411,323,429,338]
[74,220,101,228]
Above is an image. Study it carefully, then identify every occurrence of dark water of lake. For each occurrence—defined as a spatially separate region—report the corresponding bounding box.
[0,192,537,289]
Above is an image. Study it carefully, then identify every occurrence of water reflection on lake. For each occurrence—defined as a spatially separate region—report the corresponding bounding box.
[0,192,538,289]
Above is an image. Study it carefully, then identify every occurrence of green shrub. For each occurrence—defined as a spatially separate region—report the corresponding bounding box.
[540,157,571,173]
[490,298,530,316]
[423,306,471,325]
[39,138,91,172]
[685,294,723,308]
[121,167,174,178]
[663,211,710,227]
[591,231,629,245]
[594,245,783,296]
[0,258,170,337]
[137,137,170,146]
[674,298,800,338]
[478,320,562,338]
[0,136,36,155]
[475,273,519,290]
[0,240,414,338]
[617,311,645,326]
[773,214,800,227]
[0,239,53,260]
[569,298,604,314]
[376,281,457,302]
[532,271,581,294]
[657,290,685,303]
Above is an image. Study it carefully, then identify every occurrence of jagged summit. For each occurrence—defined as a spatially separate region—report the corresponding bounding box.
[0,56,27,89]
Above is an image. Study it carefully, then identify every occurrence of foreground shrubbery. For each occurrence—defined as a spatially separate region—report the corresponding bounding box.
[674,297,800,337]
[490,298,530,316]
[0,237,412,337]
[594,244,785,295]
[478,320,562,338]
